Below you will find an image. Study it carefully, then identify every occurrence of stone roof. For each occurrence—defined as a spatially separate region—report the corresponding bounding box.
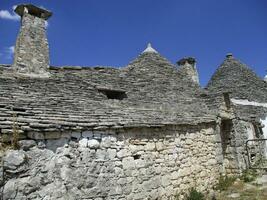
[207,54,267,120]
[207,55,267,103]
[0,51,215,135]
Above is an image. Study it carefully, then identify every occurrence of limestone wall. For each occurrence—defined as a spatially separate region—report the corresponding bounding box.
[221,118,266,175]
[221,119,249,175]
[223,99,267,171]
[1,123,222,200]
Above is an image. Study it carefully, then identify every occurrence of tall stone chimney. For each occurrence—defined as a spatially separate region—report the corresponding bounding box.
[177,57,200,85]
[13,4,52,77]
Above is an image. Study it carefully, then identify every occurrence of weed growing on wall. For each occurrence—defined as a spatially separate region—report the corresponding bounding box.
[175,188,205,200]
[215,175,237,191]
[11,113,20,150]
[185,188,205,200]
[240,169,257,182]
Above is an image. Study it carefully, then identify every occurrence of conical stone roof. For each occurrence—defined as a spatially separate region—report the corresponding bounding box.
[207,54,267,103]
[120,45,214,120]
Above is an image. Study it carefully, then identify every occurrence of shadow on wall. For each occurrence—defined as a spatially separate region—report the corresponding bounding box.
[220,119,233,156]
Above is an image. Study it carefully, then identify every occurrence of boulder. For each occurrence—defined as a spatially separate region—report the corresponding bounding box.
[4,150,26,170]
[19,140,36,151]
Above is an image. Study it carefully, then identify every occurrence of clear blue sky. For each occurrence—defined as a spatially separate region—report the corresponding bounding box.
[1,0,267,85]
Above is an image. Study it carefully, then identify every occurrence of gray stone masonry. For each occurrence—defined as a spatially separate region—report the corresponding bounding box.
[207,54,267,174]
[177,57,200,85]
[207,54,267,105]
[13,4,52,77]
[0,124,222,200]
[0,3,267,200]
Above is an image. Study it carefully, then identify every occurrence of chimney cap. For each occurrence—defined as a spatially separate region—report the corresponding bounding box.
[177,57,196,66]
[15,4,52,20]
[226,53,233,58]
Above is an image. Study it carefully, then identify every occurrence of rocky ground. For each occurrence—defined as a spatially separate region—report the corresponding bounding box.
[216,173,267,200]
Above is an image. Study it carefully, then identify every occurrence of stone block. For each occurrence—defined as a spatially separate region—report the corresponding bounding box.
[27,132,45,140]
[155,142,164,151]
[101,137,112,148]
[44,132,61,139]
[46,138,68,152]
[3,179,18,200]
[61,132,71,138]
[178,168,191,177]
[79,138,88,148]
[96,149,106,160]
[107,149,116,160]
[207,159,217,165]
[145,142,156,151]
[135,159,146,168]
[87,139,100,149]
[82,131,93,138]
[171,171,179,180]
[93,131,102,139]
[117,149,131,159]
[4,150,26,169]
[161,175,171,187]
[18,140,36,151]
[122,157,135,169]
[71,131,81,139]
[114,167,123,176]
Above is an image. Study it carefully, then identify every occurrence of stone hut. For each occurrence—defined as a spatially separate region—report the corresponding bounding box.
[207,53,267,173]
[0,4,266,200]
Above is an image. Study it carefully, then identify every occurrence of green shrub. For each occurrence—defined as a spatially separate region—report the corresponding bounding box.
[185,188,205,200]
[215,175,237,191]
[240,169,257,183]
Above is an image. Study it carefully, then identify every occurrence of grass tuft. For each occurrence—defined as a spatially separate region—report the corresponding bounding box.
[185,188,205,200]
[215,175,237,191]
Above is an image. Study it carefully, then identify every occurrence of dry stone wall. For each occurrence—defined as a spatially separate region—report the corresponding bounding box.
[1,123,222,200]
[220,119,249,175]
[220,118,266,175]
[207,55,267,173]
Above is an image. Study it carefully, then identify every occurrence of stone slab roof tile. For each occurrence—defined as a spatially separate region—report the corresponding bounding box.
[207,55,267,103]
[0,53,216,134]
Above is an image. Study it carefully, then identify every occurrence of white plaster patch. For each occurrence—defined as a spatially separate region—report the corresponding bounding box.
[231,99,267,108]
[142,43,158,54]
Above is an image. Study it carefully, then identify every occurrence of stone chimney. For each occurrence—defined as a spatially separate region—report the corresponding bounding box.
[13,4,52,77]
[177,57,199,85]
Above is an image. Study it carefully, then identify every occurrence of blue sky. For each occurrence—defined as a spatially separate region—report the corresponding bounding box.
[0,0,267,86]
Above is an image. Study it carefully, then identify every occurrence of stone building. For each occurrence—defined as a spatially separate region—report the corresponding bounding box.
[207,53,267,172]
[0,4,266,200]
